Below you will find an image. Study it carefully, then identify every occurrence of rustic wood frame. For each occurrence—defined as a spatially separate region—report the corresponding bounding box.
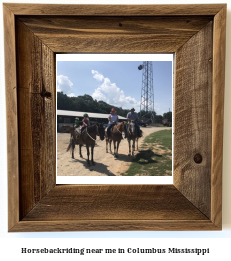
[4,4,226,232]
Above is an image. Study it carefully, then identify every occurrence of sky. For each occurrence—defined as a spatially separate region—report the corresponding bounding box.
[56,54,173,116]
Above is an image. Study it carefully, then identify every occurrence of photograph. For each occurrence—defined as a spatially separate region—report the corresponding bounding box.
[2,0,229,241]
[56,55,173,182]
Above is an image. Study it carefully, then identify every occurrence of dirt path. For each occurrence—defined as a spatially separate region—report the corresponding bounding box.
[57,126,170,176]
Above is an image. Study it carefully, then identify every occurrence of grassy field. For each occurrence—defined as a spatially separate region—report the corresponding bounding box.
[123,129,172,176]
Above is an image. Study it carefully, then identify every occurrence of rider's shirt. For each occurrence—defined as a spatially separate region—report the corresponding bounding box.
[127,112,138,121]
[82,118,89,126]
[108,114,118,125]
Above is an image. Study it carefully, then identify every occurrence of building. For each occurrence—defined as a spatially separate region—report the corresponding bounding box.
[57,110,127,132]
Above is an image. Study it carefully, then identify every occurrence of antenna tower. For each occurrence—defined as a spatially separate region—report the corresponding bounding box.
[138,61,155,124]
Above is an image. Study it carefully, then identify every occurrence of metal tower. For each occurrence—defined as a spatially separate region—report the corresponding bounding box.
[138,61,155,124]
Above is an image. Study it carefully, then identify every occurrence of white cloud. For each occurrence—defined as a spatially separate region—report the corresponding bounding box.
[91,70,104,81]
[57,75,74,95]
[67,93,76,97]
[91,70,139,110]
[92,88,107,101]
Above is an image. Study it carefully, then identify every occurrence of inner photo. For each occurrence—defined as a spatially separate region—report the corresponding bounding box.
[56,54,173,183]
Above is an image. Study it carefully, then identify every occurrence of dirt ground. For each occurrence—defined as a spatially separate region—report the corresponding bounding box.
[57,126,170,176]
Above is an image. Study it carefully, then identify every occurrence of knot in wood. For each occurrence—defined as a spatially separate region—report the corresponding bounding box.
[194,153,203,164]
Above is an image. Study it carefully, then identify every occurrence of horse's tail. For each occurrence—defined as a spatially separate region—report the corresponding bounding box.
[66,137,75,152]
[66,142,72,152]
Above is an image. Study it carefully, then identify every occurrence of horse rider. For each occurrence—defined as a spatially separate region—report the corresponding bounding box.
[81,113,90,134]
[74,117,79,128]
[107,108,119,139]
[125,108,142,138]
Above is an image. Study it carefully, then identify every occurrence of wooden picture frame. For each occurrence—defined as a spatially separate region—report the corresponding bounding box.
[4,3,226,231]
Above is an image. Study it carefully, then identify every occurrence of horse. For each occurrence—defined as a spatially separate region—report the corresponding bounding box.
[126,121,143,157]
[105,121,126,158]
[66,123,105,165]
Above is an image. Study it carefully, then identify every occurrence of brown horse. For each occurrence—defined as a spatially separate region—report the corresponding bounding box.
[126,121,143,157]
[66,123,105,165]
[105,121,125,158]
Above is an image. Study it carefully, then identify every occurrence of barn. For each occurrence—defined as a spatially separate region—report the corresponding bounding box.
[57,110,127,132]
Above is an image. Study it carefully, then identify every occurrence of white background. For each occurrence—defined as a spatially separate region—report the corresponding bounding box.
[0,0,231,260]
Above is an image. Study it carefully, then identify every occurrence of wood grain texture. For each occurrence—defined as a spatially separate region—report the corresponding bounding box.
[211,5,226,228]
[174,22,213,218]
[3,3,226,16]
[4,3,226,231]
[11,220,218,232]
[18,16,213,53]
[11,185,219,232]
[16,19,56,219]
[22,185,207,221]
[3,4,20,231]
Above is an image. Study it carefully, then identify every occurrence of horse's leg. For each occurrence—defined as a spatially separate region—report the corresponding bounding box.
[113,140,117,157]
[113,140,116,156]
[116,140,120,157]
[132,139,135,157]
[128,139,131,156]
[91,145,95,165]
[136,138,139,151]
[79,144,83,158]
[86,145,90,165]
[106,138,108,153]
[71,137,75,159]
[109,140,112,154]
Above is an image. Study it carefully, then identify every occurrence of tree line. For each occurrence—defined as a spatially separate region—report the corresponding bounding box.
[57,92,130,117]
[57,92,172,125]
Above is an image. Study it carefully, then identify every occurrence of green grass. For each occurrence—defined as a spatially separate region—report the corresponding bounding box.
[122,129,172,176]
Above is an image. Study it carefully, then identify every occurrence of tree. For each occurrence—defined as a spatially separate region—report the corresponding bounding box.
[155,114,163,124]
[138,110,156,122]
[163,111,172,122]
[163,111,172,126]
[57,92,136,117]
[57,92,73,110]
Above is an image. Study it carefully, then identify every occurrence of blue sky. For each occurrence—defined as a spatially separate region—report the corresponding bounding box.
[56,54,173,116]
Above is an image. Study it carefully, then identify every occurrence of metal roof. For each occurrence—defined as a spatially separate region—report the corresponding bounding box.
[57,110,127,120]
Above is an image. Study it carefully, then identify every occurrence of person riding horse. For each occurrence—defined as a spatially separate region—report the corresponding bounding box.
[74,113,90,140]
[74,117,79,128]
[81,113,90,134]
[125,108,142,138]
[107,108,119,139]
